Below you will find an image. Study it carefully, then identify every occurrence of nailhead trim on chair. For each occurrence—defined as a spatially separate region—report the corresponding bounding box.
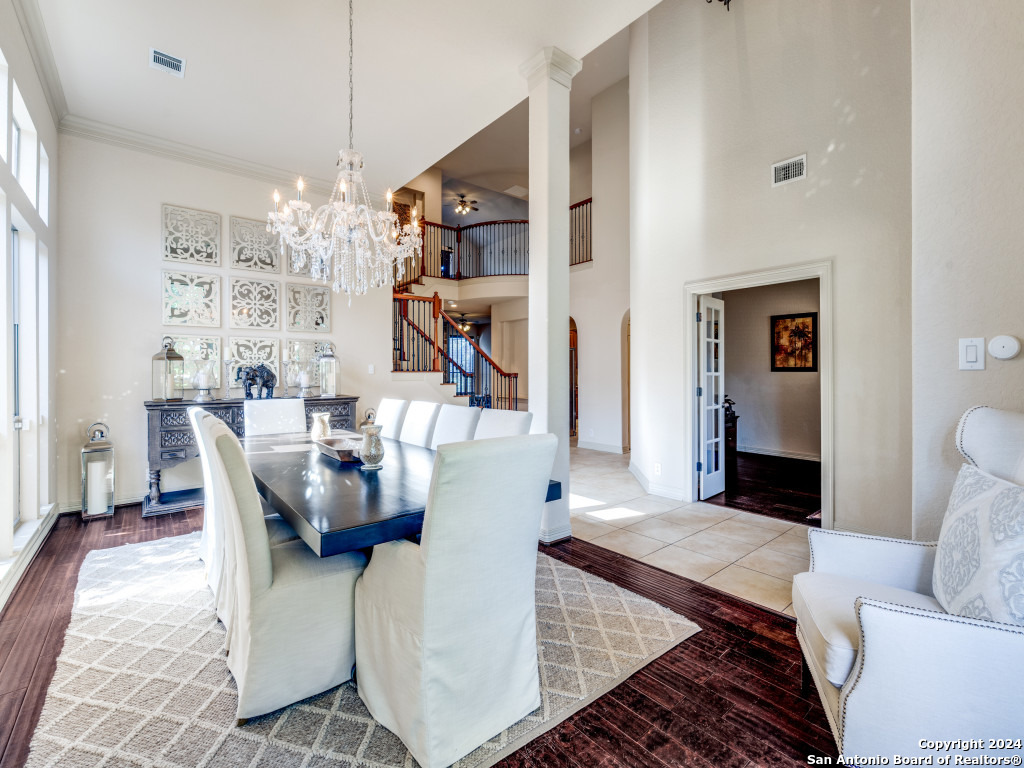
[808,529,937,572]
[955,405,990,465]
[838,597,1024,751]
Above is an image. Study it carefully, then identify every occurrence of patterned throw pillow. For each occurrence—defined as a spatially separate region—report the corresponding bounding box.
[933,464,1024,625]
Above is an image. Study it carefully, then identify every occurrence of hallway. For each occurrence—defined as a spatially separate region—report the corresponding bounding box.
[569,448,810,615]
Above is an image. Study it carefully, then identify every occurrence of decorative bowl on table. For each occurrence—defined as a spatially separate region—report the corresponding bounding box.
[313,437,362,463]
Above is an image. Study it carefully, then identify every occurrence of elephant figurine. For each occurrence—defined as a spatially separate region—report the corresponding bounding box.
[235,364,276,400]
[252,363,276,399]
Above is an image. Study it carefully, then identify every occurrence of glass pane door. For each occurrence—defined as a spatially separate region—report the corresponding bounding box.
[10,226,20,527]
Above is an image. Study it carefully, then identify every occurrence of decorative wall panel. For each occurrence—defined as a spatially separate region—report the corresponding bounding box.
[169,335,221,389]
[163,205,221,265]
[286,283,331,332]
[162,271,221,327]
[230,216,281,273]
[230,278,280,330]
[228,337,280,388]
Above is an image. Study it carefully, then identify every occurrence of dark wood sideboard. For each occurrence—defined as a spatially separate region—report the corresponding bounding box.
[142,395,359,517]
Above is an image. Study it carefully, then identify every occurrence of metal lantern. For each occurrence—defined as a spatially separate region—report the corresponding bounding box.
[318,343,338,397]
[152,336,184,402]
[81,422,115,520]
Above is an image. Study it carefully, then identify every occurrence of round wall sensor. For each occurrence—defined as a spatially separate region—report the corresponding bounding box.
[988,335,1021,360]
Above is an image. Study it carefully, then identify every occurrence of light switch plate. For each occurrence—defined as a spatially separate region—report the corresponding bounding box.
[959,337,986,370]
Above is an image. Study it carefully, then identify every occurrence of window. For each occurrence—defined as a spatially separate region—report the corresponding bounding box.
[38,144,49,224]
[11,82,37,205]
[0,48,8,164]
[11,118,20,178]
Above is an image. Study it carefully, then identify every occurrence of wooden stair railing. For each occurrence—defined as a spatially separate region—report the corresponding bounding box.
[392,292,519,410]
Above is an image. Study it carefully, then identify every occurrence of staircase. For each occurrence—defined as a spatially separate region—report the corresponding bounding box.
[393,292,519,410]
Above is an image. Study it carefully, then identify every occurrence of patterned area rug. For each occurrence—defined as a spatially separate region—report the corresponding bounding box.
[26,534,699,768]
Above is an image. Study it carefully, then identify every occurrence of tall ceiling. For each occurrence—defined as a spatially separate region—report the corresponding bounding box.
[435,29,630,198]
[32,0,654,195]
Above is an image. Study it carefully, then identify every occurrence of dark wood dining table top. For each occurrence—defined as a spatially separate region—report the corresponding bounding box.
[244,432,561,557]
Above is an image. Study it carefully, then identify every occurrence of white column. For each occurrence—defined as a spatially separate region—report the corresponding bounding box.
[521,47,581,543]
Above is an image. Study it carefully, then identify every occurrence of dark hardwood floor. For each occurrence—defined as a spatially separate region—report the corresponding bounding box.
[0,507,839,768]
[704,451,822,527]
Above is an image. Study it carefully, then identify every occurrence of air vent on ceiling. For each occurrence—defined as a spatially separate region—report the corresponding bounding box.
[503,185,529,199]
[150,48,185,78]
[771,154,806,187]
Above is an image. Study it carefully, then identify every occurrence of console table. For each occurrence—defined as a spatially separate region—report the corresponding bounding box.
[142,395,359,517]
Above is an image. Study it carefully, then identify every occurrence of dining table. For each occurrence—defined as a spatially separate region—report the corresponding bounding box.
[244,432,562,557]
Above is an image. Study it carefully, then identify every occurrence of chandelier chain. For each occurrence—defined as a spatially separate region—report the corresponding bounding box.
[267,0,421,303]
[348,0,354,150]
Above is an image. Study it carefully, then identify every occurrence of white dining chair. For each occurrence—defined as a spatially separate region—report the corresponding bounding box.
[473,409,533,439]
[243,398,306,436]
[429,404,481,449]
[206,418,367,722]
[374,398,408,440]
[399,400,442,448]
[191,408,299,637]
[354,433,558,768]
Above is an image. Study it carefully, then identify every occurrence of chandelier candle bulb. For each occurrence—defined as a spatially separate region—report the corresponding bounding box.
[386,188,393,212]
[273,190,280,213]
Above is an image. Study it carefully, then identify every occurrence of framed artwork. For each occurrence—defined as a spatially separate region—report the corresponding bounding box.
[163,204,221,265]
[230,277,280,330]
[230,216,281,273]
[162,270,221,327]
[770,312,817,372]
[286,283,331,332]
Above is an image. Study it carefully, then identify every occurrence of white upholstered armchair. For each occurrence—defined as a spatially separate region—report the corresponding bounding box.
[793,406,1024,759]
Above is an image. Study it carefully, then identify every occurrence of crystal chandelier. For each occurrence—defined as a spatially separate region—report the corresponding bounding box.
[267,0,421,302]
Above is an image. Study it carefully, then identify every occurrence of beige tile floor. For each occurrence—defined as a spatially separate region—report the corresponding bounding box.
[570,447,810,615]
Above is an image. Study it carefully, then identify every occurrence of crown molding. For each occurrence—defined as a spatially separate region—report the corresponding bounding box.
[11,0,68,126]
[519,47,583,90]
[59,115,334,194]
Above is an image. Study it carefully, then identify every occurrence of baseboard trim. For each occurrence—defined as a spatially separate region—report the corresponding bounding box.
[539,522,573,544]
[0,506,59,613]
[60,495,146,514]
[575,441,625,454]
[737,445,821,462]
[628,464,686,501]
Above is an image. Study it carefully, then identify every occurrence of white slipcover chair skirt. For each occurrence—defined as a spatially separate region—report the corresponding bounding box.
[354,434,557,768]
[206,419,366,720]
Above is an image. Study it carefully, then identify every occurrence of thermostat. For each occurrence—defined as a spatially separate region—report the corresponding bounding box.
[988,335,1021,360]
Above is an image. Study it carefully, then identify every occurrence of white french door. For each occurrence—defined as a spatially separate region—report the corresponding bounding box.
[10,226,21,527]
[698,295,725,499]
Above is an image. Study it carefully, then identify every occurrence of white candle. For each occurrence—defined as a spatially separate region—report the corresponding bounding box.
[87,461,108,516]
[196,370,211,389]
[299,371,312,388]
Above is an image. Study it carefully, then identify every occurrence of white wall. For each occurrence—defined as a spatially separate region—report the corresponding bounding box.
[630,0,912,536]
[721,280,820,460]
[400,165,442,222]
[570,77,629,453]
[570,139,592,205]
[0,0,59,556]
[56,135,456,509]
[910,0,1024,539]
[490,297,529,401]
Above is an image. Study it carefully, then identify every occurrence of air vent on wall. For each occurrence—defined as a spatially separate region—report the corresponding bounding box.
[150,48,186,78]
[771,154,806,187]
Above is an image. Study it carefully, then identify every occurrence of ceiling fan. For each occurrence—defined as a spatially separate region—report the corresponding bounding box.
[454,194,478,215]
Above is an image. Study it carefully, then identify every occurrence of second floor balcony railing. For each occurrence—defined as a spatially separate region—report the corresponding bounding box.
[396,197,592,288]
